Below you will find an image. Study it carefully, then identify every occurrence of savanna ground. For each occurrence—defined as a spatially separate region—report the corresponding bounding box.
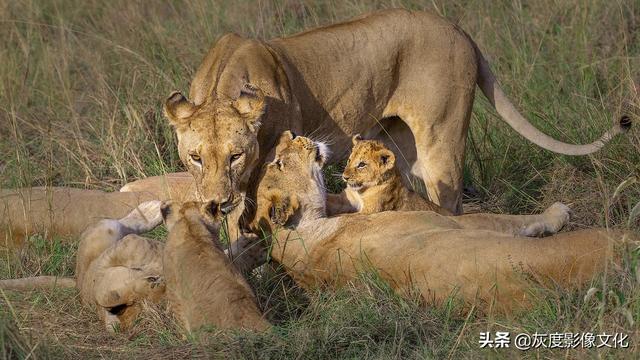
[1,0,639,358]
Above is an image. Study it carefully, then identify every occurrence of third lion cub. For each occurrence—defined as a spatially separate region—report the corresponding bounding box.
[328,135,452,216]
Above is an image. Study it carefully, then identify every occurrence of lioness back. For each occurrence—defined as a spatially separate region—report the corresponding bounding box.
[161,201,268,333]
[334,136,452,216]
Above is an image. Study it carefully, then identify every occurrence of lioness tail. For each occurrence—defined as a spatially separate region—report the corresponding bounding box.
[473,43,630,155]
[0,276,76,291]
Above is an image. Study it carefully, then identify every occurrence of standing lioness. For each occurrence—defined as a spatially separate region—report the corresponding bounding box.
[164,8,628,234]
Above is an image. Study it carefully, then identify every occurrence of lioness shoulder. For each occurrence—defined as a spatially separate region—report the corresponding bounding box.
[330,135,452,216]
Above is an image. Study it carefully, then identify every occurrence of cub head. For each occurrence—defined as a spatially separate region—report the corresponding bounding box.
[342,135,396,192]
[91,237,165,333]
[163,83,267,219]
[255,131,329,230]
[161,200,221,237]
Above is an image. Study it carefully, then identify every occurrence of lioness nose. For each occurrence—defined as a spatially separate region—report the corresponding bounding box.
[205,200,220,218]
[205,196,236,217]
[342,175,350,182]
[219,199,236,215]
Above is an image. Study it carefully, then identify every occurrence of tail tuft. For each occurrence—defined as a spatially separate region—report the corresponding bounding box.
[619,115,632,131]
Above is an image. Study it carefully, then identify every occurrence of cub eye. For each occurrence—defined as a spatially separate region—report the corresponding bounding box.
[357,161,367,169]
[230,153,243,164]
[189,153,202,165]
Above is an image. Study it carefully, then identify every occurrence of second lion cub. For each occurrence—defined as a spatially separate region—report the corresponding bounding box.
[161,201,268,333]
[328,135,452,216]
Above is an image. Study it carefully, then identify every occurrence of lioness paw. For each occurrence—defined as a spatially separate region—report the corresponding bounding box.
[543,202,572,225]
[518,202,572,237]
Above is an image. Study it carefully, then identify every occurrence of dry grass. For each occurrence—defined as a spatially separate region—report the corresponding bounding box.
[1,0,640,358]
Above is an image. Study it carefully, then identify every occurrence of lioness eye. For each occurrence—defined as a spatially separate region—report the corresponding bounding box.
[357,161,366,169]
[189,153,202,165]
[230,153,243,164]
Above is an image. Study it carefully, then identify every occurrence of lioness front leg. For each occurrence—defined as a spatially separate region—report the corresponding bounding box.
[450,202,572,237]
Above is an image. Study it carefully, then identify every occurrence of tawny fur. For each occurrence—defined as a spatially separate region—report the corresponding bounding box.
[253,133,622,313]
[164,8,627,235]
[162,201,269,333]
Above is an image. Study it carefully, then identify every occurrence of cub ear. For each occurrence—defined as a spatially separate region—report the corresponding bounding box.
[164,92,196,127]
[352,134,363,145]
[280,130,296,142]
[233,83,267,131]
[275,130,296,153]
[268,193,298,226]
[378,148,395,169]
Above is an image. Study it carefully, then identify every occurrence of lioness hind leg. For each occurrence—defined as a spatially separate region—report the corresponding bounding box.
[401,124,466,215]
[451,202,572,237]
[390,83,475,215]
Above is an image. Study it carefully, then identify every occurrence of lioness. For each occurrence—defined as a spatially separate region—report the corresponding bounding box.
[253,132,618,312]
[1,201,166,332]
[165,8,629,234]
[0,187,161,247]
[161,201,269,333]
[328,135,452,216]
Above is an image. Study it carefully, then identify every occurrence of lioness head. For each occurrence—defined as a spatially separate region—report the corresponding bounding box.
[255,131,329,230]
[342,135,396,192]
[163,84,267,217]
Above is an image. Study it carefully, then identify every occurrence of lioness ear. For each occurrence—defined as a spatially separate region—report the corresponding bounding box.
[378,149,395,169]
[164,92,196,127]
[233,83,266,131]
[352,134,362,145]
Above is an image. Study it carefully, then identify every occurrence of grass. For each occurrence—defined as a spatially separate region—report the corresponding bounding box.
[1,0,639,358]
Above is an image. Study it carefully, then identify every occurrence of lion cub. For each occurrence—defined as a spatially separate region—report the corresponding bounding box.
[161,201,268,333]
[329,135,452,216]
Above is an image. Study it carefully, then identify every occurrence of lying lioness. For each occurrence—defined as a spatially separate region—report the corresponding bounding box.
[253,131,619,312]
[1,201,166,332]
[0,187,161,247]
[328,135,452,216]
[161,201,269,333]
